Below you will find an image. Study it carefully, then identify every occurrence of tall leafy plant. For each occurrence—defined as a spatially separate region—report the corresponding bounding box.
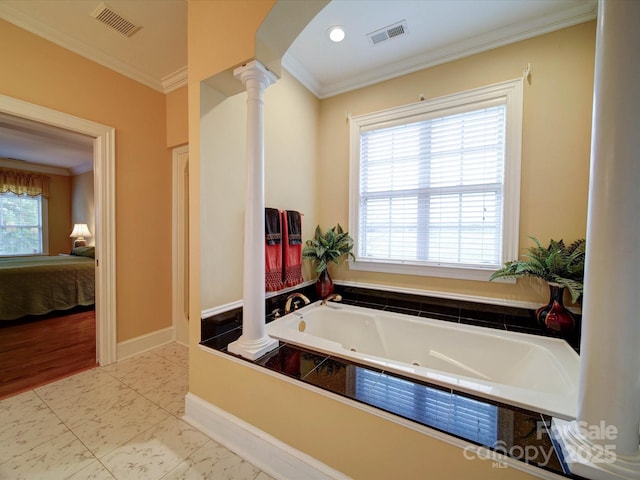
[490,237,586,303]
[302,224,355,274]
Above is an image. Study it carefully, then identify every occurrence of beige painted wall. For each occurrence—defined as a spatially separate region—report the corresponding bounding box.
[71,171,95,247]
[189,1,546,478]
[0,19,173,342]
[166,85,188,148]
[47,172,71,255]
[199,69,318,310]
[188,0,274,84]
[199,85,246,305]
[187,0,276,322]
[319,21,596,306]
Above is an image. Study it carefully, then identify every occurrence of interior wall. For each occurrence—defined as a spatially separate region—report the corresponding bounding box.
[166,85,188,148]
[46,172,71,255]
[199,84,245,306]
[318,21,596,306]
[71,170,94,247]
[264,69,319,251]
[199,69,318,310]
[188,0,276,321]
[188,1,540,478]
[0,18,173,342]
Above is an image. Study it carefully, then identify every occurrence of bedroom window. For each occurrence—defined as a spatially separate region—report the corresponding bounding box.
[0,192,48,256]
[349,79,523,281]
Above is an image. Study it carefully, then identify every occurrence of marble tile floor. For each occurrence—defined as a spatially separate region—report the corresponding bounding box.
[0,342,275,480]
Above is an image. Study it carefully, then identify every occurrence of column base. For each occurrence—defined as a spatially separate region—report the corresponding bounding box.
[227,335,279,361]
[552,419,640,480]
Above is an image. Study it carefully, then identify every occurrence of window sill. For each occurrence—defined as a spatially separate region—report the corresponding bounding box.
[349,259,515,282]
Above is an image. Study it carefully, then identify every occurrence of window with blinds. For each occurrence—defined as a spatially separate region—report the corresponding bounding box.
[349,79,523,281]
[0,192,45,256]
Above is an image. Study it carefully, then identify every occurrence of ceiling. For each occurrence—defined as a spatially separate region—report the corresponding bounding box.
[0,0,187,93]
[0,0,597,172]
[284,0,597,98]
[0,112,93,175]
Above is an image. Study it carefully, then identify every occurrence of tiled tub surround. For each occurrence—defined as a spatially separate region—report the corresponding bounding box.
[201,285,583,478]
[202,284,582,355]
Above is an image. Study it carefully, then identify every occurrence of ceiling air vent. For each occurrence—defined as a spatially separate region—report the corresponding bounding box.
[90,2,141,37]
[367,20,408,46]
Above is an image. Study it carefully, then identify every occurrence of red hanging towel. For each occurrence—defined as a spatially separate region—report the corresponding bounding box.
[265,208,284,292]
[282,210,304,287]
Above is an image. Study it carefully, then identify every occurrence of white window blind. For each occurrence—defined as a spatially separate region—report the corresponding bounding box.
[360,105,505,266]
[0,192,44,256]
[355,369,498,446]
[349,79,523,280]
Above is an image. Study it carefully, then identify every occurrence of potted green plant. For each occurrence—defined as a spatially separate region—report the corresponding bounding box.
[302,224,355,298]
[490,237,585,334]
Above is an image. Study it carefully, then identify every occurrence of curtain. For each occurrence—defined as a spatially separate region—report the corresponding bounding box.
[0,168,50,198]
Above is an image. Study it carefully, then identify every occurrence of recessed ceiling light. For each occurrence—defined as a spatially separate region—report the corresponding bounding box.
[328,26,346,43]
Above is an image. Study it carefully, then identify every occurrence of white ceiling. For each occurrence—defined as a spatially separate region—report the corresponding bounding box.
[0,0,187,93]
[0,0,597,172]
[285,0,598,98]
[0,111,94,175]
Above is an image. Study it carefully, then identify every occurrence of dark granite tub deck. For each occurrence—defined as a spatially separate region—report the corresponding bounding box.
[201,284,584,478]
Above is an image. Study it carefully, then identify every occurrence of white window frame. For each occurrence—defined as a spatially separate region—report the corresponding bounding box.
[0,192,48,256]
[349,79,523,281]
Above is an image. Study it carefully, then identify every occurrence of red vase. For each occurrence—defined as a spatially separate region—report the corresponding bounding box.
[315,269,334,299]
[535,284,575,335]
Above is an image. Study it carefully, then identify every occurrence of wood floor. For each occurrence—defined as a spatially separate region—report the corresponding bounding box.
[0,306,97,400]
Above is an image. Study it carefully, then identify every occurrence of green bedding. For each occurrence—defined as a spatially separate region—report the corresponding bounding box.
[0,255,95,320]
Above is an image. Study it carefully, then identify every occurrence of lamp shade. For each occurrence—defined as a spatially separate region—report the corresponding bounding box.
[70,223,91,238]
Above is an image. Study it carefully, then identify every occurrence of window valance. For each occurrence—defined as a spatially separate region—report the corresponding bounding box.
[0,168,50,198]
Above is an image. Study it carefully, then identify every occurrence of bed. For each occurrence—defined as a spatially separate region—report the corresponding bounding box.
[0,246,95,321]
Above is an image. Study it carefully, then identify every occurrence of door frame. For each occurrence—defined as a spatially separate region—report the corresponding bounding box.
[0,94,117,365]
[172,145,189,344]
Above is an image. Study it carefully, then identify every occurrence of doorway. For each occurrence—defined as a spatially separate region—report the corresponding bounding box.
[0,94,117,365]
[173,145,189,345]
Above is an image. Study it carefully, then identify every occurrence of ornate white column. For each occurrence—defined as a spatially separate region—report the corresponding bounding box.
[227,60,279,360]
[553,1,640,478]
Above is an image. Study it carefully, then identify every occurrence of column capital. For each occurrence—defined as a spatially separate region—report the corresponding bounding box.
[233,60,278,91]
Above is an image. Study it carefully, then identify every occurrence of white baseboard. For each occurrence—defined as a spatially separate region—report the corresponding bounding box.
[116,326,174,361]
[183,393,351,480]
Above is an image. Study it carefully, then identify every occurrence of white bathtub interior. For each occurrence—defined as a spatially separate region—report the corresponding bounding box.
[266,301,580,419]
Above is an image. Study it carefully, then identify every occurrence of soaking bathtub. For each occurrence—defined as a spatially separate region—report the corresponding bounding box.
[266,301,579,419]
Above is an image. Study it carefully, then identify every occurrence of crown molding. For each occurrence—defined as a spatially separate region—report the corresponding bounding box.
[286,1,597,99]
[0,157,70,176]
[69,163,94,176]
[0,2,165,93]
[162,66,188,93]
[281,53,322,98]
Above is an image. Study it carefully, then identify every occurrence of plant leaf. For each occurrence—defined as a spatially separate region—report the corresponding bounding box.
[490,236,585,301]
[302,223,355,274]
